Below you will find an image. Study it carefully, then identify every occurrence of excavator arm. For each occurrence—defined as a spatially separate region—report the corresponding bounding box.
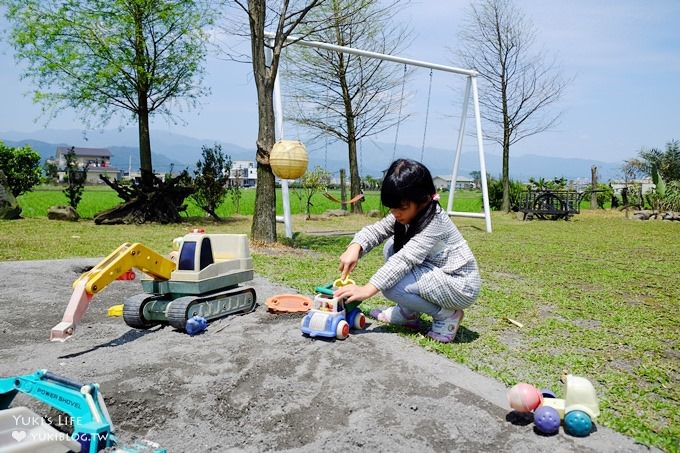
[50,242,176,342]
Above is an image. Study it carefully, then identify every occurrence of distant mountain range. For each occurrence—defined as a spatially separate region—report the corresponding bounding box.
[1,128,623,181]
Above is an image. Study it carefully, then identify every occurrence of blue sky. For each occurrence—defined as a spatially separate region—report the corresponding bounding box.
[1,0,678,164]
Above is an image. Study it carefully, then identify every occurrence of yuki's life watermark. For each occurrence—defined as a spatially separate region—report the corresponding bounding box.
[10,413,109,444]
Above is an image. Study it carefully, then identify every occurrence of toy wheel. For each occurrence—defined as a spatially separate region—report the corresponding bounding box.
[167,296,198,330]
[353,312,366,329]
[336,320,350,339]
[533,193,567,220]
[123,294,160,329]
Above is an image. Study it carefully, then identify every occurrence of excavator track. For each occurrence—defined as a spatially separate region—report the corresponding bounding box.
[167,286,257,330]
[123,293,165,329]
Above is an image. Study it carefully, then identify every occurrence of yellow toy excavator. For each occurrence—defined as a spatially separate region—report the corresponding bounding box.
[50,231,256,342]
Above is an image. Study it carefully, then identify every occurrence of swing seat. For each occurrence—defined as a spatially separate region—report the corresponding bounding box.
[323,192,364,205]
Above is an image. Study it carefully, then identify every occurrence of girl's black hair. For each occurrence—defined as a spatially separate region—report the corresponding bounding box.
[381,159,439,252]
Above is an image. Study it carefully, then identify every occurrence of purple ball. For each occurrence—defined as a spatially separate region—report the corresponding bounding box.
[534,406,561,434]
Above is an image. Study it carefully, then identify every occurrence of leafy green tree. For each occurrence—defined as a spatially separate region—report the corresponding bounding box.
[621,139,680,210]
[528,177,566,191]
[295,166,331,219]
[620,158,647,207]
[2,0,215,195]
[0,141,42,197]
[362,175,381,191]
[43,158,59,183]
[62,147,87,209]
[230,185,242,215]
[583,182,613,209]
[192,144,231,221]
[469,171,482,190]
[618,160,645,210]
[638,139,680,183]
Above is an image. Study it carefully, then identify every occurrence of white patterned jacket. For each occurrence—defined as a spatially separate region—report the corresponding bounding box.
[350,207,481,310]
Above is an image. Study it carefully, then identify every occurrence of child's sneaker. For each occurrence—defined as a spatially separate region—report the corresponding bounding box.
[369,306,420,329]
[426,309,464,343]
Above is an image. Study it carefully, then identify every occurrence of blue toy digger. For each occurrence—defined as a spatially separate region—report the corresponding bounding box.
[0,369,165,452]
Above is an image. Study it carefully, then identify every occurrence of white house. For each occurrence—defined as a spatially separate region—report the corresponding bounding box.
[610,178,655,195]
[432,175,476,191]
[230,160,257,188]
[54,147,121,183]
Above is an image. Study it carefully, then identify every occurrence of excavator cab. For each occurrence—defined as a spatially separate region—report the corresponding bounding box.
[177,236,214,271]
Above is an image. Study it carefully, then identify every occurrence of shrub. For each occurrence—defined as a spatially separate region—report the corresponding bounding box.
[192,144,231,220]
[487,177,525,210]
[62,147,87,209]
[0,141,42,197]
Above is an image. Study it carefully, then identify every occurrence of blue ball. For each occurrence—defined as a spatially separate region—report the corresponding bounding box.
[564,410,592,437]
[534,406,561,434]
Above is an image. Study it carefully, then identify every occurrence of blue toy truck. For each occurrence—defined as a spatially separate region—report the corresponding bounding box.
[300,285,366,340]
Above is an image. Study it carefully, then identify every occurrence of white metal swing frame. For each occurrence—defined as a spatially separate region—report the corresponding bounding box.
[267,33,493,234]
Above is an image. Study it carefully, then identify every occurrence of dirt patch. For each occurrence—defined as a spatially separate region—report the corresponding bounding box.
[0,259,654,452]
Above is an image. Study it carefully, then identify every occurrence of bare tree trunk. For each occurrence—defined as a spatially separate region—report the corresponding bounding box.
[240,0,324,242]
[500,58,511,213]
[337,49,363,215]
[501,146,511,212]
[250,85,277,243]
[590,165,598,209]
[501,121,511,212]
[247,0,277,243]
[138,107,153,190]
[340,169,347,211]
[348,138,362,214]
[134,4,153,191]
[252,159,277,241]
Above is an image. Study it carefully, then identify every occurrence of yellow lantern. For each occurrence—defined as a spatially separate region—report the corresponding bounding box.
[270,140,308,179]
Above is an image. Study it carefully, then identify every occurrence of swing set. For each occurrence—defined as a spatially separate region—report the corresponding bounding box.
[268,32,493,235]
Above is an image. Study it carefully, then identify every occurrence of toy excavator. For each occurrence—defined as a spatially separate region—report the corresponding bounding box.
[50,231,256,342]
[0,369,165,452]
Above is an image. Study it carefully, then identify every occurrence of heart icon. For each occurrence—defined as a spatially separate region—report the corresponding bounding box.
[12,430,27,442]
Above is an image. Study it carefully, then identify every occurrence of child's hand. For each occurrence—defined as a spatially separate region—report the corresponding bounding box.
[334,283,378,303]
[338,243,362,279]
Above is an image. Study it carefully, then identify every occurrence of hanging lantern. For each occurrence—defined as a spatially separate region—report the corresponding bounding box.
[270,140,308,180]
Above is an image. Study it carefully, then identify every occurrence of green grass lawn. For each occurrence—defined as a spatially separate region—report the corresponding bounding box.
[17,184,482,219]
[3,188,679,451]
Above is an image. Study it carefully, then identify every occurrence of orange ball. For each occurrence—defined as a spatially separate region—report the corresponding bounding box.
[507,383,543,412]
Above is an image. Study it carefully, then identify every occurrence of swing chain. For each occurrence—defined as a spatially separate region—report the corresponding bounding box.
[391,64,408,162]
[420,69,433,162]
